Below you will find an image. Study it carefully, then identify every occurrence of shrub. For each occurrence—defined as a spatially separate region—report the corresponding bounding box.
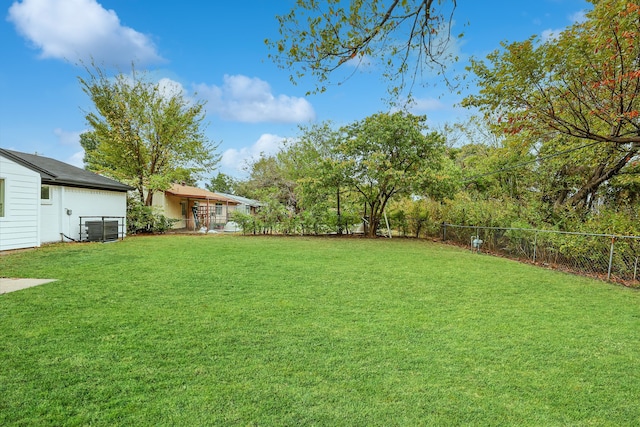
[230,211,255,235]
[127,199,178,234]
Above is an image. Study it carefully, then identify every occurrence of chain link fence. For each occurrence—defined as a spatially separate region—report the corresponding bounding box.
[438,223,640,286]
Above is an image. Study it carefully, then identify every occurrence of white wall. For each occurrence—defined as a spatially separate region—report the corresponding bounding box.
[39,184,60,243]
[0,155,41,251]
[40,186,128,243]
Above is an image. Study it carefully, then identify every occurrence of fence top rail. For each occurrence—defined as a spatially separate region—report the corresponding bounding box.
[79,216,125,219]
[442,222,640,240]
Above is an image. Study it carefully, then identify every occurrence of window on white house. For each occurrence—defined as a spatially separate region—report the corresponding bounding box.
[41,185,51,204]
[0,179,5,217]
[215,203,223,216]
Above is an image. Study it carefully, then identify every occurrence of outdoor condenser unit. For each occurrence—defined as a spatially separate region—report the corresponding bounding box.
[86,220,119,242]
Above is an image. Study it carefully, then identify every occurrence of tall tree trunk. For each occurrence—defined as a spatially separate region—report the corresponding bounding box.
[336,186,342,235]
[367,199,384,238]
[366,200,378,238]
[363,201,368,236]
[368,216,380,237]
[568,145,638,207]
[138,174,145,205]
[145,190,154,206]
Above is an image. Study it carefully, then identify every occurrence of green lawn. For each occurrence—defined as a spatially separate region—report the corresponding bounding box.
[1,235,639,426]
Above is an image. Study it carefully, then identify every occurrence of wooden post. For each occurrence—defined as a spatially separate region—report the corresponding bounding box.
[206,199,210,230]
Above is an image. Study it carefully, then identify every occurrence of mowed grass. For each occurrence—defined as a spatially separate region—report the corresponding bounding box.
[1,235,639,426]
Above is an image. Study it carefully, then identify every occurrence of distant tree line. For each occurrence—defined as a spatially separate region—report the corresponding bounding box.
[232,0,638,237]
[78,0,639,237]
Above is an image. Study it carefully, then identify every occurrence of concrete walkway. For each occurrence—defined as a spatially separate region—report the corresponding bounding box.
[0,278,57,294]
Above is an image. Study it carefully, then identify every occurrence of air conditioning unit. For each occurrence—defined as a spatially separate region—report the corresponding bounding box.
[86,220,119,242]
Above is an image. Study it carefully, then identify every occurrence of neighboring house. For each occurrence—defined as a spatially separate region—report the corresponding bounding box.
[215,193,263,215]
[152,183,239,231]
[0,148,133,251]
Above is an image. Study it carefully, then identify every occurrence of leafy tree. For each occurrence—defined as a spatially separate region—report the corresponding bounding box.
[206,172,238,194]
[604,161,640,208]
[236,155,297,210]
[283,122,352,234]
[455,141,535,201]
[267,0,459,99]
[339,111,446,237]
[389,197,441,238]
[79,131,102,170]
[464,0,640,209]
[79,63,219,206]
[255,194,289,235]
[229,210,255,235]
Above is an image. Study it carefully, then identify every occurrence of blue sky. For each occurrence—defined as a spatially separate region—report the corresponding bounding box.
[1,0,590,181]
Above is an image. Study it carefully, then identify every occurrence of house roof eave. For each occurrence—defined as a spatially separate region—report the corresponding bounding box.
[0,148,134,192]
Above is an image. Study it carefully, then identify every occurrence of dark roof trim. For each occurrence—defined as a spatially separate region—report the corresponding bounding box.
[39,179,129,192]
[0,149,56,180]
[0,148,134,192]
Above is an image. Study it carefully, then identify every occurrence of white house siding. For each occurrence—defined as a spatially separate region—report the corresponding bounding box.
[0,155,41,251]
[40,186,128,243]
[39,184,61,243]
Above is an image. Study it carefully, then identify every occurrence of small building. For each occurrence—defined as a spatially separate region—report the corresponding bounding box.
[214,192,263,215]
[152,183,239,231]
[0,148,133,251]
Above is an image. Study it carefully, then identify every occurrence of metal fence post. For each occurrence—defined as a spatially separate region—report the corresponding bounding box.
[438,223,639,284]
[607,237,615,280]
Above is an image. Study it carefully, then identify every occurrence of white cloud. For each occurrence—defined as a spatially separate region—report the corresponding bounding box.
[570,10,587,24]
[344,54,374,70]
[7,0,163,66]
[196,75,315,123]
[390,97,447,115]
[541,9,588,42]
[541,28,562,42]
[408,97,446,113]
[157,78,186,99]
[53,128,82,146]
[66,151,85,168]
[53,128,85,167]
[220,134,286,176]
